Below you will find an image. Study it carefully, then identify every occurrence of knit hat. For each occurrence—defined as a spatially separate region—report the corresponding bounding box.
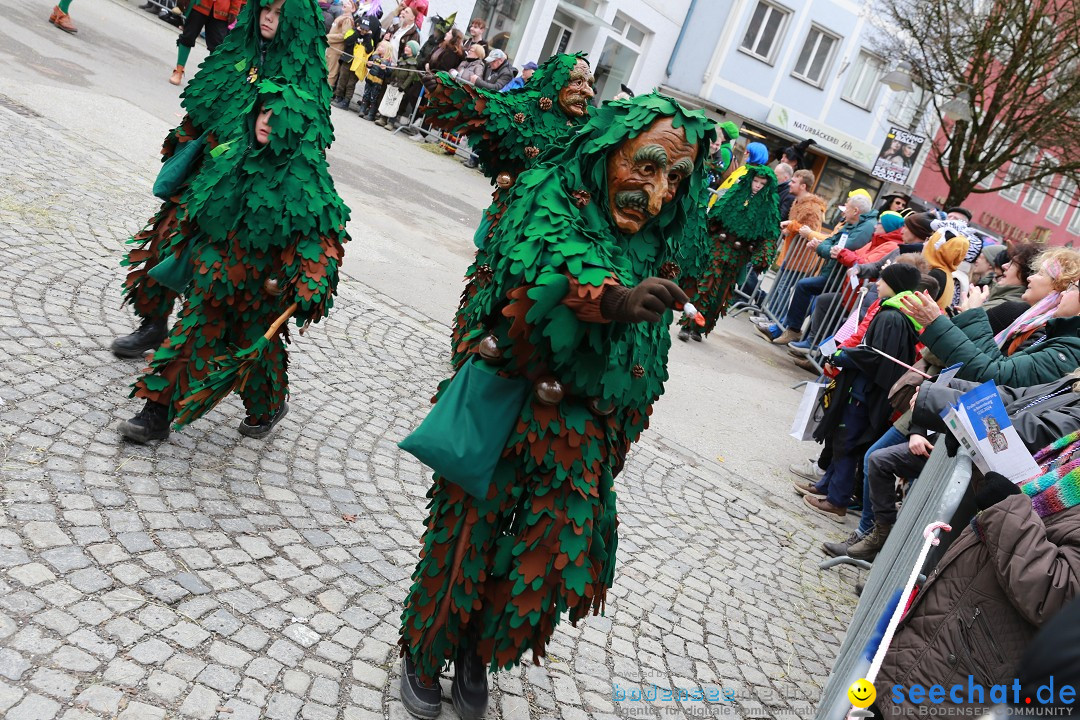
[718,121,739,142]
[946,206,973,221]
[881,262,922,295]
[922,230,970,308]
[405,40,421,57]
[904,211,935,240]
[848,188,872,203]
[746,142,769,165]
[879,211,905,233]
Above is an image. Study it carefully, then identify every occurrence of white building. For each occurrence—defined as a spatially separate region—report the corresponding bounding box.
[433,0,691,103]
[661,0,913,215]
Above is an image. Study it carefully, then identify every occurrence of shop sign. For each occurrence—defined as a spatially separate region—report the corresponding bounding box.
[766,104,878,168]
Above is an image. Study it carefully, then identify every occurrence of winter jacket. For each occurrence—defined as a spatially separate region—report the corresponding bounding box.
[815,303,919,445]
[193,0,242,21]
[453,58,486,83]
[389,55,419,91]
[875,495,1080,717]
[427,45,465,73]
[915,374,1080,452]
[777,180,793,221]
[983,283,1026,310]
[392,24,419,62]
[836,227,903,269]
[472,61,515,91]
[919,310,1080,386]
[814,211,878,275]
[776,193,827,274]
[326,14,354,87]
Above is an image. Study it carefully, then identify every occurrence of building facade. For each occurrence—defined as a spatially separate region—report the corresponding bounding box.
[661,0,910,217]
[438,0,691,103]
[910,141,1080,248]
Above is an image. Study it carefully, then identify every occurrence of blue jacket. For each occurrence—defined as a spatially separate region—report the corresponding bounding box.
[500,75,526,92]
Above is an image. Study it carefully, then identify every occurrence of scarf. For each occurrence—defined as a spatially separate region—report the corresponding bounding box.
[993,291,1061,348]
[882,291,924,331]
[1021,431,1080,518]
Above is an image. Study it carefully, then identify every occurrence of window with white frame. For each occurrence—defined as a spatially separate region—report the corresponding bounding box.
[842,51,885,108]
[976,170,996,189]
[791,25,839,87]
[1068,205,1080,235]
[998,149,1037,202]
[1023,177,1050,213]
[740,1,790,64]
[1047,179,1076,225]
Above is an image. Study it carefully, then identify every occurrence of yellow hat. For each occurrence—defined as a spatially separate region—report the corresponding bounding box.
[922,231,970,309]
[848,189,872,201]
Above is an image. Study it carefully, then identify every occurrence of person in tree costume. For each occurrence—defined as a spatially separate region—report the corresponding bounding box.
[397,94,715,720]
[419,54,596,354]
[117,81,349,444]
[112,0,336,360]
[679,163,780,342]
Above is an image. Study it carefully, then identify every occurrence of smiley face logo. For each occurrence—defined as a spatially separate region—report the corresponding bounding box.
[848,678,876,708]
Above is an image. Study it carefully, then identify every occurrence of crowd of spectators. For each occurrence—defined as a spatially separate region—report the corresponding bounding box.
[324,5,538,141]
[721,135,1080,715]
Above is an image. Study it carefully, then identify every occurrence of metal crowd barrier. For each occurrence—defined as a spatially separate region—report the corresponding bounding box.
[813,445,975,719]
[390,87,475,160]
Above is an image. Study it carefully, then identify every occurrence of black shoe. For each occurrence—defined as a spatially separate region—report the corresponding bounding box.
[401,654,442,719]
[463,157,478,169]
[237,402,289,439]
[451,646,488,720]
[118,400,171,444]
[678,328,690,342]
[691,330,703,342]
[111,316,169,358]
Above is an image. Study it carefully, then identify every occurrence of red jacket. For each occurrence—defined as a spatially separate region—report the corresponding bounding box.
[193,0,243,21]
[835,227,903,268]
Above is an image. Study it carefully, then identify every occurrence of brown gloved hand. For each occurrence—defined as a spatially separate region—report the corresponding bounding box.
[600,278,689,324]
[889,368,927,414]
[421,71,438,95]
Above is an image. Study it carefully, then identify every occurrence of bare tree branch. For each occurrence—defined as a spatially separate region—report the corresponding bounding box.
[872,0,1080,208]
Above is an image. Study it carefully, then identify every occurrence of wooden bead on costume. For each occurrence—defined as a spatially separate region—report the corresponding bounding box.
[478,335,503,361]
[263,277,283,295]
[496,172,514,189]
[733,241,742,249]
[534,377,564,405]
[588,397,615,416]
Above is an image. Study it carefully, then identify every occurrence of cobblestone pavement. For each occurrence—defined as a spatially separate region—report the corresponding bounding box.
[0,99,859,720]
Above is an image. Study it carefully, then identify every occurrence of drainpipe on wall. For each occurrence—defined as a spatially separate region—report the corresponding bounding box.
[665,0,699,77]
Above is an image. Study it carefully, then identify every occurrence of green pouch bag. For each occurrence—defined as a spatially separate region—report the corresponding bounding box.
[399,357,531,499]
[148,242,195,294]
[153,133,208,200]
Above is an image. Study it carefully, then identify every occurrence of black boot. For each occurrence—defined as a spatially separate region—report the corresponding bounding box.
[678,328,690,342]
[118,400,170,444]
[401,654,442,719]
[237,402,289,439]
[691,329,703,342]
[111,316,168,358]
[451,645,488,720]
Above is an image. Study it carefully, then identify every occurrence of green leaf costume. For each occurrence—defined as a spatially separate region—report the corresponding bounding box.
[399,93,715,682]
[133,81,350,426]
[120,0,337,323]
[421,53,594,353]
[684,164,780,335]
